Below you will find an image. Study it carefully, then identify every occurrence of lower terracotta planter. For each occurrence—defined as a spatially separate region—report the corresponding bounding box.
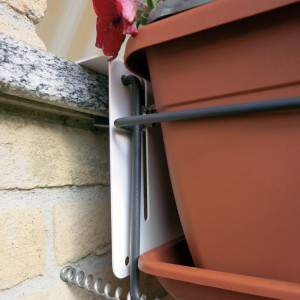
[139,239,300,300]
[126,0,300,285]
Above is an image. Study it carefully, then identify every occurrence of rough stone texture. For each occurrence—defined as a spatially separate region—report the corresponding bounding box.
[54,197,111,265]
[0,33,109,115]
[0,2,45,50]
[0,186,166,299]
[16,293,48,300]
[0,208,45,290]
[15,283,94,300]
[48,283,95,300]
[2,0,47,23]
[0,108,109,189]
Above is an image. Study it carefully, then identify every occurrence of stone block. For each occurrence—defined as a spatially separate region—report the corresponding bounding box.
[0,110,109,189]
[0,208,45,290]
[2,0,47,23]
[15,283,94,300]
[54,197,111,265]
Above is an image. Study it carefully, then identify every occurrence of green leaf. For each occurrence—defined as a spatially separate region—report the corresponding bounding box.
[137,11,149,26]
[147,0,160,10]
[137,0,161,26]
[147,0,154,9]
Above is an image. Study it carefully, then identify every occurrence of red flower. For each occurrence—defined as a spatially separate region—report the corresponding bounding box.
[93,0,138,60]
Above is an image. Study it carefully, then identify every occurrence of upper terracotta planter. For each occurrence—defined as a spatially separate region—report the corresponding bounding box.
[125,1,300,299]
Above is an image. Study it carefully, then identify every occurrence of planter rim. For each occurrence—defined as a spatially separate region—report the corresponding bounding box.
[139,239,300,299]
[125,0,299,80]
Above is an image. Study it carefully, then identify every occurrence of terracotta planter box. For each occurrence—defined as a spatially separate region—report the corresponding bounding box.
[125,0,300,286]
[139,239,300,300]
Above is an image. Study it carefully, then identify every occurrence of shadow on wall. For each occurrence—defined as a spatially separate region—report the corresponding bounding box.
[37,0,102,61]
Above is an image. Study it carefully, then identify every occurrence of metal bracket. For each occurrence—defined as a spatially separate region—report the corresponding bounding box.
[60,75,159,300]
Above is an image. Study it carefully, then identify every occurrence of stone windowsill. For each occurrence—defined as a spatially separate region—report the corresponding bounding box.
[0,33,108,117]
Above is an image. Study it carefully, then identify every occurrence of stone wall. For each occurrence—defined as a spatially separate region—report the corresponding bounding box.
[0,33,165,299]
[0,0,168,294]
[0,102,114,300]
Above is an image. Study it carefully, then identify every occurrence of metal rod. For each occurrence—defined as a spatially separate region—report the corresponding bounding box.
[115,96,300,129]
[94,123,109,129]
[122,75,143,300]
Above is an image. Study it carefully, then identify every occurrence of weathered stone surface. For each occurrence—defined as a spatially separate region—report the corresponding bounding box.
[54,196,111,265]
[48,283,95,300]
[0,109,109,189]
[0,208,45,290]
[0,33,109,115]
[2,0,47,23]
[16,292,48,300]
[0,2,45,50]
[15,283,94,300]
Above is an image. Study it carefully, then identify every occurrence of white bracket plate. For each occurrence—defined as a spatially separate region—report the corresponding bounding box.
[109,60,182,278]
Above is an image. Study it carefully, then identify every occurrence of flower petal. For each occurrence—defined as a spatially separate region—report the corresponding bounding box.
[118,0,137,23]
[96,16,125,59]
[124,22,138,36]
[93,0,138,59]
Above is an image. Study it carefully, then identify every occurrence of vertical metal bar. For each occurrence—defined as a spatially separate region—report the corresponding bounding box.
[121,75,143,300]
